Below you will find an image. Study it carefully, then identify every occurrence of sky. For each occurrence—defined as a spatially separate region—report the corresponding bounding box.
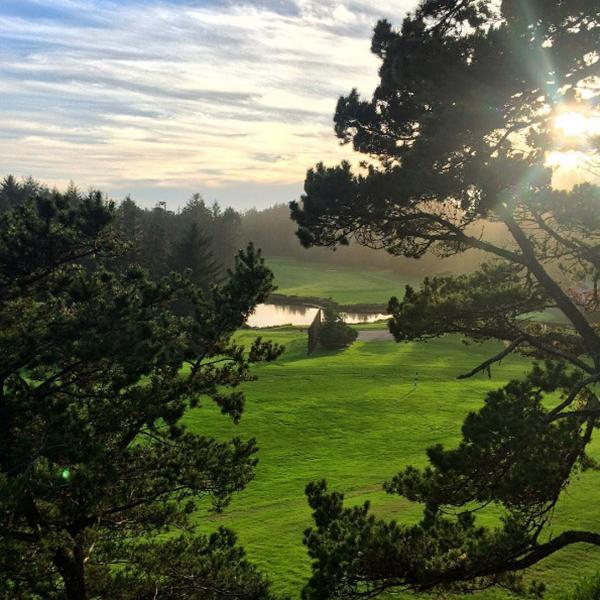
[0,0,418,209]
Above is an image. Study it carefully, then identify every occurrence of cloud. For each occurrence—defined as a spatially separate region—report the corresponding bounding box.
[0,0,417,207]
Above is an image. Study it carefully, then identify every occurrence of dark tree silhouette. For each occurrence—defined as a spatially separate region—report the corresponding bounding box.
[168,220,222,292]
[0,175,43,212]
[0,190,282,599]
[113,195,144,270]
[291,0,600,597]
[139,201,172,280]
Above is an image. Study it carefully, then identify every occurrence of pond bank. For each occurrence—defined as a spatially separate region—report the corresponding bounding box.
[268,292,388,315]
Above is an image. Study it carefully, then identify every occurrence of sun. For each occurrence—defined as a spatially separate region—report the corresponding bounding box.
[546,107,600,183]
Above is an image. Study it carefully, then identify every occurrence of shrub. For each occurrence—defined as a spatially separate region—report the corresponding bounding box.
[318,308,358,350]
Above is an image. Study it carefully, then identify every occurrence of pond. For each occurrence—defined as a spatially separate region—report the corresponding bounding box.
[246,303,389,328]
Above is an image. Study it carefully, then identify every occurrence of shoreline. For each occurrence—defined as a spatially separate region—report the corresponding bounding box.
[267,292,388,314]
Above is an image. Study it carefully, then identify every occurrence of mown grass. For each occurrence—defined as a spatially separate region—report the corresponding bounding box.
[266,257,419,306]
[186,327,600,599]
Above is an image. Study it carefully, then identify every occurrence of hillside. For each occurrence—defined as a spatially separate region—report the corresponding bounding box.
[267,257,420,306]
[188,328,600,598]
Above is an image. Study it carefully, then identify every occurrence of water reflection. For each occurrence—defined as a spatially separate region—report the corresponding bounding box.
[246,303,388,328]
[342,311,389,324]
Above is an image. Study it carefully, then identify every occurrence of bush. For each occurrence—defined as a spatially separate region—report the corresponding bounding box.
[318,308,358,350]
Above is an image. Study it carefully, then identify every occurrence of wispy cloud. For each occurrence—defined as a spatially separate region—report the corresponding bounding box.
[0,0,416,207]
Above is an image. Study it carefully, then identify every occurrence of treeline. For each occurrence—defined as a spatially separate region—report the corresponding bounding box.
[114,195,240,288]
[1,175,489,284]
[1,176,239,290]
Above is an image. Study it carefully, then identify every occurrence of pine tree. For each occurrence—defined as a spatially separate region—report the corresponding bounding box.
[0,189,282,599]
[0,175,44,212]
[169,220,222,291]
[291,1,600,596]
[140,201,171,280]
[114,195,144,270]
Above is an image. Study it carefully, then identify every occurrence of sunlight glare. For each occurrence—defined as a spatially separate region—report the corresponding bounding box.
[546,150,586,168]
[548,107,600,180]
[554,110,600,138]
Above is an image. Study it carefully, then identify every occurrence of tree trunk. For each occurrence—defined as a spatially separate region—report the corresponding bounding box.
[54,545,87,600]
[501,208,600,368]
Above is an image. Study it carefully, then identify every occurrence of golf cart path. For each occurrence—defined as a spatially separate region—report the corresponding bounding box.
[356,330,394,342]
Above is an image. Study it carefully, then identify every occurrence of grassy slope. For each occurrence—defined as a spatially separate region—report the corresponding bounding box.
[267,257,419,305]
[187,328,600,599]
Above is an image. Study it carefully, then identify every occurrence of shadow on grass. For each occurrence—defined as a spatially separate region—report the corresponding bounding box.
[272,339,350,365]
[353,340,400,355]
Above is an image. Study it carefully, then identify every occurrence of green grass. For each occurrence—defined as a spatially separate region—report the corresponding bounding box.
[560,573,600,600]
[185,328,600,599]
[267,257,419,305]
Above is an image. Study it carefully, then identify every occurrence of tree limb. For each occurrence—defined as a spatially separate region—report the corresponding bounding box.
[457,337,526,379]
[547,374,600,421]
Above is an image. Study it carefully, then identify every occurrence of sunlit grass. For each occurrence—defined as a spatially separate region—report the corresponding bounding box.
[187,328,600,598]
[266,256,421,305]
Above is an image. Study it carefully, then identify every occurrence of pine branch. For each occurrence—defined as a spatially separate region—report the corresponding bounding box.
[457,337,526,379]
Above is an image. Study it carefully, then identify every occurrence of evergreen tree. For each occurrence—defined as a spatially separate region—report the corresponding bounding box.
[0,189,282,599]
[291,0,600,596]
[169,220,222,291]
[184,194,213,227]
[0,175,44,212]
[318,309,358,350]
[140,201,171,280]
[114,195,144,270]
[213,206,243,270]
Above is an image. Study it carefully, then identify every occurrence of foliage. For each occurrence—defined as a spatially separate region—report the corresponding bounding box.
[0,176,490,288]
[0,190,283,599]
[90,529,275,600]
[318,309,358,350]
[291,0,600,597]
[0,178,240,288]
[241,203,493,276]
